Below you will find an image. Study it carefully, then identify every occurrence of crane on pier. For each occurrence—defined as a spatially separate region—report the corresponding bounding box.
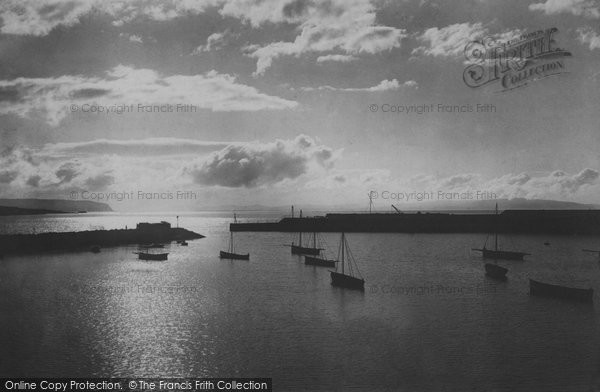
[391,205,403,214]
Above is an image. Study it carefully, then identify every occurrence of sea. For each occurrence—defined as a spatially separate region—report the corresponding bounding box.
[0,212,599,391]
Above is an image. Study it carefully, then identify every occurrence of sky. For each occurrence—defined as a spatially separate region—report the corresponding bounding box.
[0,0,599,211]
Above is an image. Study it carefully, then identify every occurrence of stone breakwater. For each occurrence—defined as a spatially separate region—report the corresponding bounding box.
[0,227,204,254]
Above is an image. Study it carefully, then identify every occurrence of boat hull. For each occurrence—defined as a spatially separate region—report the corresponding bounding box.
[220,251,250,260]
[484,263,508,280]
[330,271,365,290]
[136,252,168,261]
[473,248,529,260]
[529,279,593,303]
[305,256,336,267]
[291,244,321,255]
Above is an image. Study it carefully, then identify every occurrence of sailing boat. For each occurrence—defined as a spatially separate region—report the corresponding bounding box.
[329,233,365,290]
[472,203,530,261]
[304,233,337,267]
[134,246,169,261]
[290,210,321,255]
[529,279,593,303]
[220,214,249,260]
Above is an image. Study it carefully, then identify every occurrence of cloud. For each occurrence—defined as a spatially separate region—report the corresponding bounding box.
[84,172,115,190]
[0,65,298,126]
[412,169,600,200]
[440,173,478,188]
[0,170,18,184]
[577,27,600,49]
[0,1,405,76]
[184,135,339,187]
[0,138,226,196]
[240,0,406,75]
[412,23,521,58]
[316,54,358,63]
[412,22,487,58]
[0,135,341,200]
[304,168,392,189]
[193,30,237,53]
[300,79,417,92]
[128,34,143,43]
[0,0,93,36]
[0,0,223,36]
[26,175,42,187]
[484,169,600,199]
[118,32,143,42]
[55,161,81,184]
[529,0,600,18]
[41,138,232,157]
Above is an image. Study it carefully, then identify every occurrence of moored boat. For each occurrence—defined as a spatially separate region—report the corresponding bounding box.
[219,250,249,260]
[305,255,336,267]
[485,263,508,280]
[220,213,249,260]
[476,248,530,260]
[529,279,593,303]
[472,203,530,261]
[291,244,321,255]
[289,210,322,256]
[329,232,365,290]
[134,252,168,261]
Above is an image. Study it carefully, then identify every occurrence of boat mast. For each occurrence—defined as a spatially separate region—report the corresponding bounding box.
[494,203,498,252]
[313,232,316,248]
[341,232,345,275]
[231,212,237,253]
[299,209,303,247]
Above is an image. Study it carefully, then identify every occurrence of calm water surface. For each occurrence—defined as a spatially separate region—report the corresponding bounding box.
[0,213,599,391]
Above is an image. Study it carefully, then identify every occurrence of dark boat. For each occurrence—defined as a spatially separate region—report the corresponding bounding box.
[147,243,165,248]
[529,279,593,303]
[134,252,168,261]
[476,248,530,260]
[289,210,322,255]
[472,203,530,260]
[90,245,101,253]
[219,250,249,260]
[305,255,336,267]
[484,263,508,280]
[220,213,249,260]
[291,243,321,255]
[329,233,365,290]
[180,240,188,246]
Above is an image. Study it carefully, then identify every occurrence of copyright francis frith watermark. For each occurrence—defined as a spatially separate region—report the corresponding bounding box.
[463,27,571,91]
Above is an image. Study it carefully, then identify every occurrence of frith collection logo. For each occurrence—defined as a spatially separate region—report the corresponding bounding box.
[463,28,571,91]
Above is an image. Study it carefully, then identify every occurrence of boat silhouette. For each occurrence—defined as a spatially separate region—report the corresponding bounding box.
[329,233,364,290]
[289,210,322,255]
[472,203,530,261]
[220,214,249,260]
[484,263,508,281]
[529,279,593,303]
[134,251,168,261]
[304,233,337,267]
[305,255,337,267]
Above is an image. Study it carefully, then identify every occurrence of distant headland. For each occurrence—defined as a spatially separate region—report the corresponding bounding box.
[0,221,203,254]
[0,198,113,215]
